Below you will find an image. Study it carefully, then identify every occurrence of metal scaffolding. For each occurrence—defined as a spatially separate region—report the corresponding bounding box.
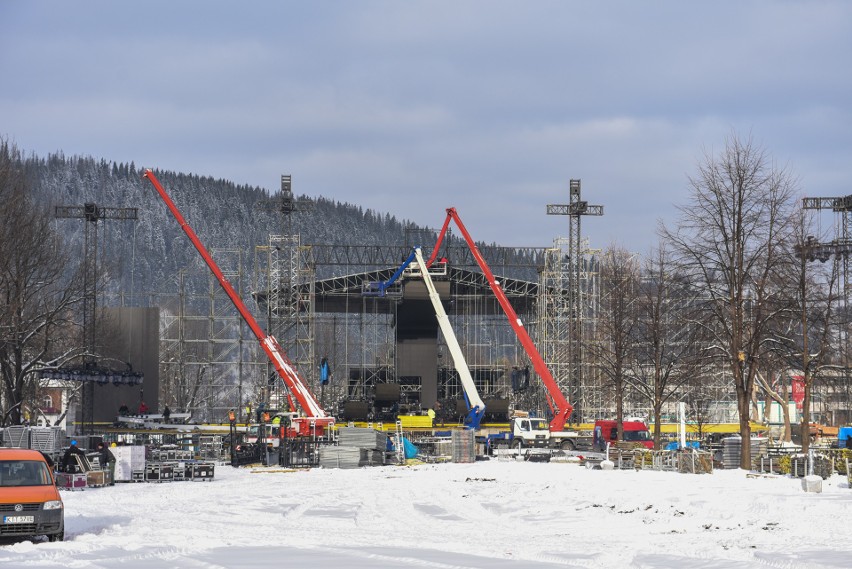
[538,237,602,422]
[255,235,317,409]
[546,179,604,421]
[155,250,264,423]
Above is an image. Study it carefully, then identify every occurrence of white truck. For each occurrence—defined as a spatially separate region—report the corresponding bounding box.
[485,412,592,452]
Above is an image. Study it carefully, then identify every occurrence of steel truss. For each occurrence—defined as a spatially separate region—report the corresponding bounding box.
[155,250,264,423]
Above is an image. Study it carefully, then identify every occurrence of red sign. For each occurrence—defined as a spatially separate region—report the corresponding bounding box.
[791,375,805,411]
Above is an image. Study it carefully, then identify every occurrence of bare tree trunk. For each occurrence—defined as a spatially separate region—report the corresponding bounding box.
[801,380,812,454]
[653,401,663,449]
[780,407,791,442]
[737,370,752,468]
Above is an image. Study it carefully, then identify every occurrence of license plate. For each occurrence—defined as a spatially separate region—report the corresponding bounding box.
[3,515,35,524]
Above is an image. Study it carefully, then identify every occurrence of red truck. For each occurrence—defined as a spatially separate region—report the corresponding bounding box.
[593,420,653,451]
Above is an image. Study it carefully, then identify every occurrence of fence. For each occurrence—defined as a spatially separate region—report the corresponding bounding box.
[596,448,714,474]
[2,426,65,455]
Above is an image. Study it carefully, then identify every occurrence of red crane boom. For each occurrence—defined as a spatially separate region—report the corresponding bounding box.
[143,170,332,433]
[426,207,573,431]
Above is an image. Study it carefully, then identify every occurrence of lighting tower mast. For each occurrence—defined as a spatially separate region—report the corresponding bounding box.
[263,176,314,408]
[546,180,603,421]
[800,194,852,262]
[55,203,138,434]
[800,193,852,421]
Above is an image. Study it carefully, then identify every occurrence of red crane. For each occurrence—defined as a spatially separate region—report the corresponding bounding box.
[143,170,333,436]
[426,207,573,431]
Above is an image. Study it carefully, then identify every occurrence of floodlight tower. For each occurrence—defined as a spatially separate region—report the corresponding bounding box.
[546,180,603,421]
[262,175,315,409]
[801,193,852,422]
[55,202,138,434]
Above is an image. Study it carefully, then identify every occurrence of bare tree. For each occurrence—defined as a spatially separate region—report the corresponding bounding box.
[0,140,84,425]
[663,133,797,468]
[589,245,640,440]
[629,245,707,448]
[768,209,840,453]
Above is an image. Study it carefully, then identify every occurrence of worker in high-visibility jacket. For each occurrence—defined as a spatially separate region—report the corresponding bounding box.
[271,414,282,439]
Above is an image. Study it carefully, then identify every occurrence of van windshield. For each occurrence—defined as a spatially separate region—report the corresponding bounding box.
[0,460,53,487]
[623,430,651,442]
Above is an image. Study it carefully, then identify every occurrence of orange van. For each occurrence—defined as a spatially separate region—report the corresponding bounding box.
[0,448,64,542]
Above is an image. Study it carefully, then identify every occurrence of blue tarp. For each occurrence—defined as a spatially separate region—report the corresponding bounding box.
[839,427,852,448]
[388,436,419,458]
[403,437,418,459]
[664,441,701,451]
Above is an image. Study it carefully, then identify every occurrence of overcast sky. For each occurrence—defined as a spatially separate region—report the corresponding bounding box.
[2,1,850,252]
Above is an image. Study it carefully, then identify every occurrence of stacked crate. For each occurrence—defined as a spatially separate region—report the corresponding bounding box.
[721,436,767,469]
[188,462,215,481]
[199,435,225,461]
[318,446,362,469]
[451,430,476,463]
[2,426,64,457]
[112,445,147,482]
[145,463,174,482]
[148,446,215,482]
[320,427,389,468]
[55,472,87,490]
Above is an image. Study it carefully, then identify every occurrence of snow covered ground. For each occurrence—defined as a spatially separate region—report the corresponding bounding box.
[1,458,851,568]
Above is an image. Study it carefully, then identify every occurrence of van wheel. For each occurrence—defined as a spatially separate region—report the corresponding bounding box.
[48,531,64,542]
[560,440,576,451]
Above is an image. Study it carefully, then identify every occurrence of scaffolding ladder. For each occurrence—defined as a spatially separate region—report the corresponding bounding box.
[394,421,405,464]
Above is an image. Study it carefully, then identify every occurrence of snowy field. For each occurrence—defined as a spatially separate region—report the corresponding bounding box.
[1,459,851,569]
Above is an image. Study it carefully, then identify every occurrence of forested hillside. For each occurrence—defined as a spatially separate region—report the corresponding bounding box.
[24,153,425,301]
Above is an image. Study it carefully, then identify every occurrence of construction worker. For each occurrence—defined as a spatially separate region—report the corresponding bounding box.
[96,442,116,485]
[60,440,86,473]
[228,409,236,424]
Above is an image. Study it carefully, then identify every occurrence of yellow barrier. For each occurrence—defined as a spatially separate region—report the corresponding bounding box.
[398,415,434,429]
